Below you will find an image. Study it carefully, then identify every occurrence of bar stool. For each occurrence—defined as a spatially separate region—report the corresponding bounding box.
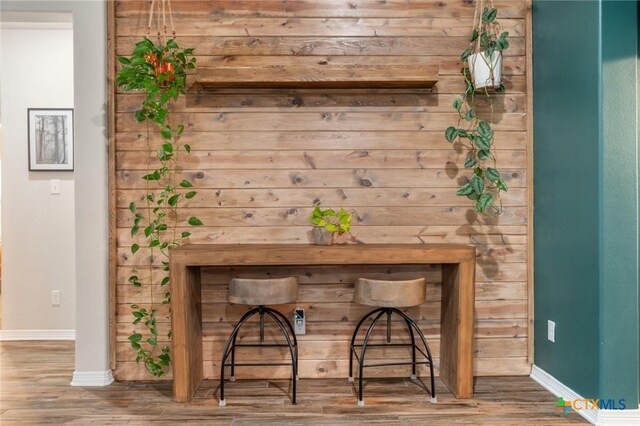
[219,277,299,407]
[349,277,436,406]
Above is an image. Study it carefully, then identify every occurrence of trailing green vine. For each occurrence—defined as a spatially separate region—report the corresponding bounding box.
[116,37,202,376]
[445,4,510,215]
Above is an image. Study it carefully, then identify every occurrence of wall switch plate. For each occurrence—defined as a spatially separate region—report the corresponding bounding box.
[51,290,61,306]
[50,179,61,195]
[547,320,555,343]
[293,308,305,335]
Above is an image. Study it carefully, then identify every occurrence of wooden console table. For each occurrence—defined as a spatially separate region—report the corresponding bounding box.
[170,244,476,402]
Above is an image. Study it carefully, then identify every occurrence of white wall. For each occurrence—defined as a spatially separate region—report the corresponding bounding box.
[0,24,76,330]
[1,1,110,383]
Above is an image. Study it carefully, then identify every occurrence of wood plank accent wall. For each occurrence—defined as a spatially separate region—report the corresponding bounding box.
[110,0,533,381]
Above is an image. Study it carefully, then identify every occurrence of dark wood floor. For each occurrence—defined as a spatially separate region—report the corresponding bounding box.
[0,341,586,425]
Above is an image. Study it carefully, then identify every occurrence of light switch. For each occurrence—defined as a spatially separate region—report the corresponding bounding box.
[51,290,61,306]
[50,179,61,195]
[548,320,556,343]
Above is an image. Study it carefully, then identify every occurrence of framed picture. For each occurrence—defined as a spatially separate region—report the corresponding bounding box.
[28,108,74,171]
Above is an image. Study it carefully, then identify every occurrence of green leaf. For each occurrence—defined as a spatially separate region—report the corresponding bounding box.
[143,170,161,181]
[497,37,509,51]
[185,191,197,199]
[445,126,458,143]
[181,231,192,238]
[168,194,180,206]
[486,45,495,59]
[478,150,491,161]
[161,127,172,140]
[162,143,173,154]
[134,110,146,122]
[497,178,509,192]
[184,144,191,154]
[325,223,338,232]
[452,97,463,111]
[476,192,495,213]
[456,183,474,196]
[149,240,160,248]
[477,120,491,137]
[465,79,474,95]
[131,243,140,254]
[464,156,476,168]
[475,136,491,151]
[166,39,179,49]
[129,202,136,213]
[483,7,498,23]
[463,109,476,121]
[179,180,193,188]
[129,333,143,343]
[470,29,479,42]
[471,176,484,195]
[486,167,501,182]
[117,56,131,65]
[188,216,204,226]
[460,45,473,61]
[480,32,489,47]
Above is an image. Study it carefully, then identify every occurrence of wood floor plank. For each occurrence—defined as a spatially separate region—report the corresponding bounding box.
[0,342,587,425]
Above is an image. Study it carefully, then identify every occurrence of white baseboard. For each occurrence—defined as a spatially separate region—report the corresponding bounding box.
[71,370,114,387]
[597,409,640,425]
[531,365,640,425]
[0,329,75,341]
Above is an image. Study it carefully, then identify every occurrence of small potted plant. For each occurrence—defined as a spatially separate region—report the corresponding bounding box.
[461,2,509,89]
[310,204,352,245]
[443,1,509,215]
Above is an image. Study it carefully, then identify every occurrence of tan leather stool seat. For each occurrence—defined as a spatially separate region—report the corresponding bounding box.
[228,277,298,305]
[354,278,426,308]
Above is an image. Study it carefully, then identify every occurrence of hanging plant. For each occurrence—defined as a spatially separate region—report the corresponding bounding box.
[445,0,510,215]
[116,0,202,377]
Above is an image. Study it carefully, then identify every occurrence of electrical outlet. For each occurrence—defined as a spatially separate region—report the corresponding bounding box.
[547,320,555,343]
[293,308,305,335]
[51,290,61,306]
[50,179,61,195]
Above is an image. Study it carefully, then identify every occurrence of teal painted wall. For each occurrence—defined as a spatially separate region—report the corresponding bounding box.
[533,0,601,398]
[533,0,640,406]
[599,0,639,404]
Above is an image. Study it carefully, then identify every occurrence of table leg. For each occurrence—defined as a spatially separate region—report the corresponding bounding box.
[171,264,203,402]
[440,257,475,398]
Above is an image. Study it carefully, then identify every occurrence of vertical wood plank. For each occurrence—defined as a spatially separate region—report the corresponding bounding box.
[440,251,475,398]
[107,0,118,372]
[525,0,535,365]
[171,262,204,402]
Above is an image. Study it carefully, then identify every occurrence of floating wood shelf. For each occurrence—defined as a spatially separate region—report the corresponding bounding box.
[194,64,439,90]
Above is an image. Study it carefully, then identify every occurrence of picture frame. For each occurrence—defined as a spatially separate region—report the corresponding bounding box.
[28,108,74,171]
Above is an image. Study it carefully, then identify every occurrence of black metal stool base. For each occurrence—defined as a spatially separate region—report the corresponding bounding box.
[348,307,436,406]
[219,305,298,406]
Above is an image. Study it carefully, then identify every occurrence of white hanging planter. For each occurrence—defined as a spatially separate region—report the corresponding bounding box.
[468,51,503,89]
